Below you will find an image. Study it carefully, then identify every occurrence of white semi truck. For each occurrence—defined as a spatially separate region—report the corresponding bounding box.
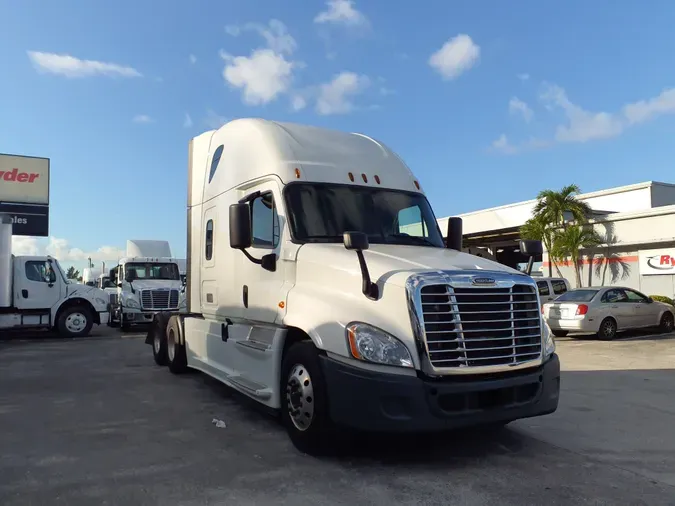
[0,216,111,337]
[146,119,559,454]
[108,240,186,330]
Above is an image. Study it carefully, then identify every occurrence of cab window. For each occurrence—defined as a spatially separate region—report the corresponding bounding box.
[251,192,280,249]
[537,281,550,296]
[397,205,428,238]
[25,261,56,283]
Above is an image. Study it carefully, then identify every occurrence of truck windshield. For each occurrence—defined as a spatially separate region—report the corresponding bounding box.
[125,263,180,281]
[284,183,445,247]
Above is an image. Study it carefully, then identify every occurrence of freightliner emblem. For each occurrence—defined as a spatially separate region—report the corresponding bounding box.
[471,277,496,286]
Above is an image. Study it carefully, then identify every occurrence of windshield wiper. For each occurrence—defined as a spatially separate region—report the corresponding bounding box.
[389,234,438,247]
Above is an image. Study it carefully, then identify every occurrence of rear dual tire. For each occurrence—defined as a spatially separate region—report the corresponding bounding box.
[166,317,188,374]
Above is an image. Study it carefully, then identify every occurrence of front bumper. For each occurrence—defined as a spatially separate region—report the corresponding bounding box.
[320,354,560,432]
[98,311,110,325]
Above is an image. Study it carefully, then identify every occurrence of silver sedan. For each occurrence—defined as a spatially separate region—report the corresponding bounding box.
[542,286,675,340]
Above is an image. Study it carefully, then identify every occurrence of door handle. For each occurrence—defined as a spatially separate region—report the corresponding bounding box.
[22,289,28,298]
[611,305,618,309]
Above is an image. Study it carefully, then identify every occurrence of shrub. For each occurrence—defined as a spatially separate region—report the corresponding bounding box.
[650,295,675,307]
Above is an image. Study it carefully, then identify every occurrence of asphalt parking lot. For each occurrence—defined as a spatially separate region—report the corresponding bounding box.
[1,326,674,505]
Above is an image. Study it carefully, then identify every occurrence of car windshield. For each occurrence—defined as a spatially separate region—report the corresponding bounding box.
[125,262,180,281]
[284,183,445,247]
[555,289,599,302]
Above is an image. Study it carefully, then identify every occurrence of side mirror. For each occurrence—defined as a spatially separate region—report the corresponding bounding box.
[125,272,135,283]
[344,231,369,251]
[229,203,252,249]
[117,283,122,288]
[519,239,543,257]
[647,297,654,303]
[446,217,463,251]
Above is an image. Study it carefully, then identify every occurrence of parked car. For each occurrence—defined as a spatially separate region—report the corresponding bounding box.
[535,277,571,304]
[542,286,675,340]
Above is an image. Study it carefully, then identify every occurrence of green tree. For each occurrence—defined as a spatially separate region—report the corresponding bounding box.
[66,266,80,280]
[528,184,593,277]
[520,214,563,278]
[552,225,602,288]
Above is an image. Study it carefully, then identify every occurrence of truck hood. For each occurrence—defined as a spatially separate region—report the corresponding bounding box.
[296,243,525,287]
[66,284,108,299]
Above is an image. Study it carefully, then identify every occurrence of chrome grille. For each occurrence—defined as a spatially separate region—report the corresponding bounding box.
[140,289,179,310]
[420,283,541,369]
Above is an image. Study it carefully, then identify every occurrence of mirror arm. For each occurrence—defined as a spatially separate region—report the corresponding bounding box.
[241,249,262,266]
[355,250,379,300]
[524,256,535,276]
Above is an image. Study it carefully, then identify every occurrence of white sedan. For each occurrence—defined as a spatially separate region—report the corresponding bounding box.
[542,286,675,340]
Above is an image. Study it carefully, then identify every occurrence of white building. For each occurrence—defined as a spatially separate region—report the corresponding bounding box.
[438,181,675,298]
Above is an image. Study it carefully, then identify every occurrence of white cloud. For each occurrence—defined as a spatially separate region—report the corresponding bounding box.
[518,73,530,81]
[204,110,228,129]
[540,84,623,143]
[220,20,299,105]
[429,34,480,81]
[314,0,368,26]
[291,95,307,111]
[225,25,241,36]
[189,54,197,64]
[222,49,295,105]
[132,114,153,124]
[490,134,549,155]
[316,71,370,115]
[491,134,518,155]
[509,97,533,123]
[27,51,142,78]
[183,113,193,128]
[11,236,125,264]
[622,88,675,125]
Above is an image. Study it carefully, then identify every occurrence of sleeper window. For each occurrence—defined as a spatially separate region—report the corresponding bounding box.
[205,220,214,260]
[251,192,280,249]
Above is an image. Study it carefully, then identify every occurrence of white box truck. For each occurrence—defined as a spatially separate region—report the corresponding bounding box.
[146,119,559,454]
[0,216,111,337]
[108,240,186,330]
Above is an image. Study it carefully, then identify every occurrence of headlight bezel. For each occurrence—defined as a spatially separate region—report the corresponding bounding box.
[123,297,140,309]
[345,322,414,369]
[542,316,556,358]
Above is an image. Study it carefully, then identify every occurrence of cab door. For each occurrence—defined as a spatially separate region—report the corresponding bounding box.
[14,258,62,310]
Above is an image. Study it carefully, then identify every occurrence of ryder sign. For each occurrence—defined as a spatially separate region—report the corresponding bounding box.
[639,248,675,275]
[0,153,50,236]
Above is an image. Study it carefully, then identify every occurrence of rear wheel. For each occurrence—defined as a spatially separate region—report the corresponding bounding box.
[659,311,674,333]
[598,317,617,341]
[551,330,568,338]
[57,305,93,338]
[280,341,334,455]
[166,317,188,374]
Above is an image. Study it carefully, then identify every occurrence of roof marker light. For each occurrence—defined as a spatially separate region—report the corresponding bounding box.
[294,168,301,178]
[362,174,368,183]
[414,180,420,190]
[348,172,355,182]
[374,175,381,184]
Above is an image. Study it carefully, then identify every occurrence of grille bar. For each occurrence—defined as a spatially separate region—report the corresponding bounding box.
[140,289,180,310]
[420,282,542,369]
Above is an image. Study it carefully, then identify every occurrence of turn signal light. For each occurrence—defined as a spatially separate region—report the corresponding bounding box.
[576,304,589,316]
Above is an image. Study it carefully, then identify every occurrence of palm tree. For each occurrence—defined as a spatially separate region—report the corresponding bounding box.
[552,225,602,288]
[519,214,563,277]
[533,184,593,229]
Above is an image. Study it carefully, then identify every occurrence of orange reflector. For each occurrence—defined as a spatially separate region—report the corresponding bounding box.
[348,172,354,182]
[278,301,285,309]
[414,180,420,190]
[361,173,368,183]
[347,326,361,360]
[294,168,301,178]
[374,175,381,184]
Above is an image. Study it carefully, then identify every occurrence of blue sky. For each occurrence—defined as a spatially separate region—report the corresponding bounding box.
[3,0,675,270]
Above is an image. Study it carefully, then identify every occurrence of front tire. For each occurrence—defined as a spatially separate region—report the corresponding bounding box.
[166,317,188,374]
[551,330,568,338]
[598,317,617,341]
[57,305,94,338]
[659,311,674,333]
[280,341,333,455]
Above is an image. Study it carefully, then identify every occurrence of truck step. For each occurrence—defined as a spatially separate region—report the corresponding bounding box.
[227,375,271,400]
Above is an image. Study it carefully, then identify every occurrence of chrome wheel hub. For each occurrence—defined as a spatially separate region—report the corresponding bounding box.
[167,329,175,361]
[286,364,314,431]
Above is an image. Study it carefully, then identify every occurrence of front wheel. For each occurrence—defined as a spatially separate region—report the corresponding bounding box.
[598,317,617,341]
[551,330,568,338]
[280,341,334,455]
[57,305,94,338]
[659,312,674,333]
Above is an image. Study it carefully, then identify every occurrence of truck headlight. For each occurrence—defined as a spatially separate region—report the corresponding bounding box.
[95,298,107,306]
[346,323,413,368]
[542,317,556,358]
[124,298,140,309]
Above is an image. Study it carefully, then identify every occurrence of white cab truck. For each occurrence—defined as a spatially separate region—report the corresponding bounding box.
[109,240,186,330]
[145,119,560,454]
[82,267,102,286]
[0,216,110,337]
